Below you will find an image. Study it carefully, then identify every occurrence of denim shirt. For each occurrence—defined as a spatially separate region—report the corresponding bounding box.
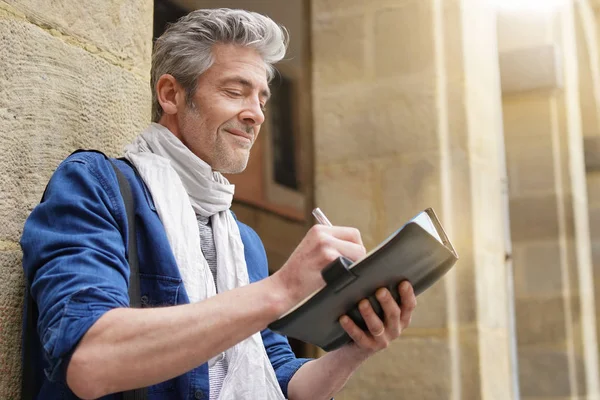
[20,151,311,399]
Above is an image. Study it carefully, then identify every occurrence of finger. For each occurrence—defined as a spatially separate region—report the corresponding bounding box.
[376,288,401,335]
[358,298,386,339]
[314,225,364,246]
[328,236,367,262]
[339,315,373,347]
[398,281,416,328]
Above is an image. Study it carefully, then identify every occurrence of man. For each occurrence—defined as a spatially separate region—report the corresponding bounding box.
[21,8,416,399]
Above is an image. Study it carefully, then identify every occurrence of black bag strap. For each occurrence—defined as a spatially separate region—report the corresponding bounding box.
[21,286,39,400]
[21,152,147,400]
[109,159,148,400]
[110,159,142,308]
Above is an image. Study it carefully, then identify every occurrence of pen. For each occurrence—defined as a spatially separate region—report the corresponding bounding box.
[312,207,333,227]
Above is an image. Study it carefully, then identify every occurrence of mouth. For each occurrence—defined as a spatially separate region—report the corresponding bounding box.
[226,128,253,143]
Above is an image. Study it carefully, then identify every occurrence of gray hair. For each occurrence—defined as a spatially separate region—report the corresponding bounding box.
[151,8,289,122]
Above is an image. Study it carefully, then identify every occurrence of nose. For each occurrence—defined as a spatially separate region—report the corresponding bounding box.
[239,99,265,127]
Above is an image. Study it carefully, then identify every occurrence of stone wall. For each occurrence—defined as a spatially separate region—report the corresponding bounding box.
[311,0,515,398]
[579,2,600,385]
[499,3,600,398]
[0,1,153,397]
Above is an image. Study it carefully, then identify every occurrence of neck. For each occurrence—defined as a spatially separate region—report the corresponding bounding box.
[155,117,213,172]
[157,115,182,142]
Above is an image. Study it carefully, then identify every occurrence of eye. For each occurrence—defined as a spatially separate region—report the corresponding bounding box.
[260,104,267,112]
[226,90,242,97]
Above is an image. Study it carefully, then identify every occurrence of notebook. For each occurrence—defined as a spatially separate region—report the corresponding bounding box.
[268,208,459,351]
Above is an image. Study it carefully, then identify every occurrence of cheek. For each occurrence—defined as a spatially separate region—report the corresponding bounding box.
[183,108,214,136]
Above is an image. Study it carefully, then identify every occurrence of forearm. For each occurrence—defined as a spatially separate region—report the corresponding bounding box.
[287,345,369,400]
[67,277,287,399]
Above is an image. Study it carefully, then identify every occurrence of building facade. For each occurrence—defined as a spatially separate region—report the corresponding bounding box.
[3,0,600,399]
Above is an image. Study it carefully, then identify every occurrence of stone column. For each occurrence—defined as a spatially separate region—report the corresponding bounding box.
[0,1,152,397]
[311,0,515,398]
[581,1,600,376]
[499,4,600,399]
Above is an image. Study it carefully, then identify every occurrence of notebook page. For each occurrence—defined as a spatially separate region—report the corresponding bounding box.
[411,212,443,244]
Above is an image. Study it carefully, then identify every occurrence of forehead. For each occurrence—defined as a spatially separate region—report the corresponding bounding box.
[205,44,269,87]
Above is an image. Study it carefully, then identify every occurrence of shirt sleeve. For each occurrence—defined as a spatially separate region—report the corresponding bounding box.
[20,154,131,382]
[261,328,313,398]
[236,220,313,398]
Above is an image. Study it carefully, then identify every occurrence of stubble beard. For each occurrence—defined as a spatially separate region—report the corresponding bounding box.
[181,104,252,174]
[213,133,251,174]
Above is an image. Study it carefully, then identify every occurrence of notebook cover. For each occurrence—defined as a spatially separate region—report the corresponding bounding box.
[268,220,458,351]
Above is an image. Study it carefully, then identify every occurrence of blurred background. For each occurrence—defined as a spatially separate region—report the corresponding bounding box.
[3,0,600,398]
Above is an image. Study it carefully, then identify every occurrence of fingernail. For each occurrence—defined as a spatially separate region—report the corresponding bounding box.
[377,289,387,300]
[359,300,369,310]
[339,316,349,324]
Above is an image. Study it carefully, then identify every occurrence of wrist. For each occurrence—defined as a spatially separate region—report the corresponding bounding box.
[337,343,372,365]
[261,275,296,320]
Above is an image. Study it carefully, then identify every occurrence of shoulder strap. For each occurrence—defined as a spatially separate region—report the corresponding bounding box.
[21,151,148,400]
[109,159,142,308]
[109,159,148,400]
[21,287,39,400]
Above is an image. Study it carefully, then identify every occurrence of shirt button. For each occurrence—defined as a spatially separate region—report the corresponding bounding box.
[194,390,203,399]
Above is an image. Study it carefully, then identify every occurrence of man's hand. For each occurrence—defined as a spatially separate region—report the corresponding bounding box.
[271,224,367,313]
[287,281,417,400]
[339,281,416,358]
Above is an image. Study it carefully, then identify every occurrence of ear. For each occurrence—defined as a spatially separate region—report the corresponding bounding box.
[156,74,185,116]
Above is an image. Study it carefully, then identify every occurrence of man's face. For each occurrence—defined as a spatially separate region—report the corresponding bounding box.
[176,44,269,174]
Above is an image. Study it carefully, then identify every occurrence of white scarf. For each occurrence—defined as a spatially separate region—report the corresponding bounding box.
[124,123,285,400]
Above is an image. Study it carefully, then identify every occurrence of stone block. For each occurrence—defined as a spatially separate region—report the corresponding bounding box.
[585,136,600,172]
[476,329,514,399]
[0,250,25,400]
[509,195,560,242]
[315,161,378,248]
[469,158,506,254]
[515,296,569,347]
[579,65,599,139]
[312,0,406,15]
[502,95,553,140]
[512,241,564,296]
[3,0,153,73]
[457,327,513,399]
[408,281,448,330]
[588,205,600,239]
[592,241,600,293]
[0,17,151,243]
[373,2,435,79]
[314,81,439,163]
[313,13,366,88]
[380,153,443,235]
[585,172,600,206]
[518,348,578,397]
[506,135,556,197]
[568,307,590,396]
[497,10,554,53]
[499,45,563,94]
[453,259,478,325]
[473,249,509,330]
[336,337,452,400]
